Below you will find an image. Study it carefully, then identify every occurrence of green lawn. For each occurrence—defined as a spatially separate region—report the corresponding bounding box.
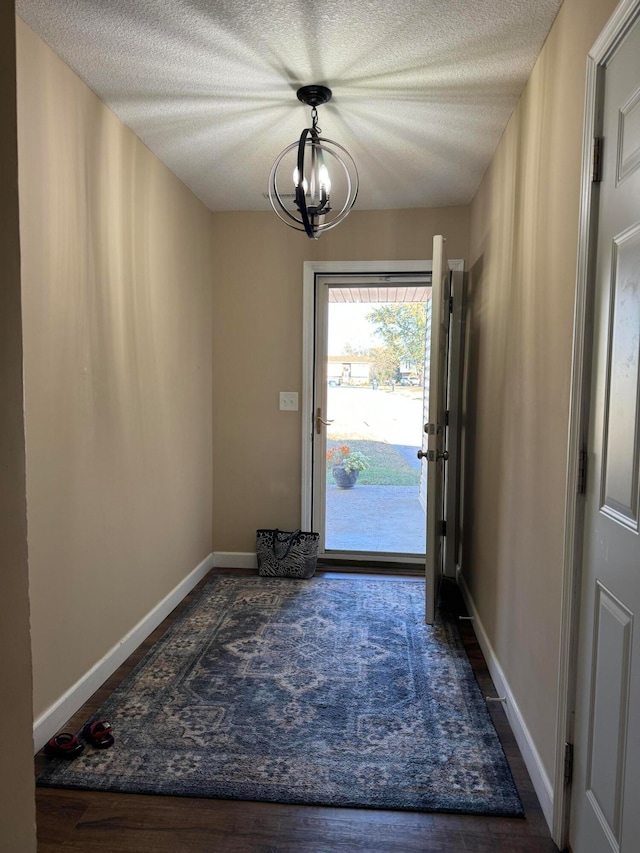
[326,439,420,486]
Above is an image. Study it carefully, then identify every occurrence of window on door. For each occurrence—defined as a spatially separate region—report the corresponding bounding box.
[312,276,432,559]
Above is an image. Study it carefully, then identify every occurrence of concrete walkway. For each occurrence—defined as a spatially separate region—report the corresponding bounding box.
[323,388,426,555]
[325,484,426,554]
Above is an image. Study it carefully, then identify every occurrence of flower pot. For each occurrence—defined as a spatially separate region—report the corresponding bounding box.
[332,466,359,489]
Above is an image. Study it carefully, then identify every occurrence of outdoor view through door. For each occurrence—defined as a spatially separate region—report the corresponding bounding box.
[322,282,431,555]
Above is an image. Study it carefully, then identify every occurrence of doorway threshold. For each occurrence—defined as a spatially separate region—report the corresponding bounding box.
[317,558,423,575]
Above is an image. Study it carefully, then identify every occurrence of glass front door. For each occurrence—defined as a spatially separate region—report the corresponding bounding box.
[313,276,431,560]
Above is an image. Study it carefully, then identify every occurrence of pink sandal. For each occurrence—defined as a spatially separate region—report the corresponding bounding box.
[82,719,114,749]
[44,732,84,759]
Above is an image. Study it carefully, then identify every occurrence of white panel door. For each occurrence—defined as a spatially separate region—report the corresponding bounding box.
[424,235,450,624]
[570,12,640,853]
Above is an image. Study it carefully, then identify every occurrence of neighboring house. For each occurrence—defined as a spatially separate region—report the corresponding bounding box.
[1,0,624,850]
[327,355,372,386]
[399,360,421,384]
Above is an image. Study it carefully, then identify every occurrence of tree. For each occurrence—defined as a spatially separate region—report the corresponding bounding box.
[342,342,370,357]
[366,303,427,371]
[369,346,397,384]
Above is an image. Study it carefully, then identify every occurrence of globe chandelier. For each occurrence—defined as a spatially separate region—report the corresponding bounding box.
[268,85,359,239]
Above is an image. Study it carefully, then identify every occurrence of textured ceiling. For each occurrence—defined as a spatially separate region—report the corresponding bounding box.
[16,0,563,212]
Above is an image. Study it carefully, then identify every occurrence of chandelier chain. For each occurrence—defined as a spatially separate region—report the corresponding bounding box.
[311,106,321,135]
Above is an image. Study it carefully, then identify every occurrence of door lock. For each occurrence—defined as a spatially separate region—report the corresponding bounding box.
[417,449,449,462]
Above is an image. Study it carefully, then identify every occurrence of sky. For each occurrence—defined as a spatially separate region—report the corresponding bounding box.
[328,303,379,355]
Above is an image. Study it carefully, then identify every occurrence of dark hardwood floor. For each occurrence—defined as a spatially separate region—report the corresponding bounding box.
[35,570,559,852]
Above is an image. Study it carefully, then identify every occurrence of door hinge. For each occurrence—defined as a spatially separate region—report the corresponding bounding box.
[592,137,603,183]
[577,448,588,494]
[441,520,447,537]
[564,742,574,786]
[449,296,454,314]
[425,449,449,462]
[424,422,444,435]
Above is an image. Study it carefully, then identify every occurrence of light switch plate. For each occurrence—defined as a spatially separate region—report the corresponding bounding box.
[279,391,299,411]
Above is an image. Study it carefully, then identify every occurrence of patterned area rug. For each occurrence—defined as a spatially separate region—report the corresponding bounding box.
[37,576,523,816]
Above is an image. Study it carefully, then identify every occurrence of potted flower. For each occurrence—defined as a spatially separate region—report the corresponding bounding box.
[326,445,370,489]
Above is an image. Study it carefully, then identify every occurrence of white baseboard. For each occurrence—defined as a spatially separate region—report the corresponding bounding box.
[456,566,555,831]
[213,551,257,569]
[33,552,214,753]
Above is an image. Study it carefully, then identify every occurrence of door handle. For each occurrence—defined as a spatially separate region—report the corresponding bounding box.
[316,408,335,434]
[417,449,449,462]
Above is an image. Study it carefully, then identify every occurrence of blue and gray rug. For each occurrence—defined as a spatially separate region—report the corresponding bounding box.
[37,576,523,816]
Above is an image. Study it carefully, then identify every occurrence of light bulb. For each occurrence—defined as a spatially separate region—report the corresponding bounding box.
[319,164,331,194]
[293,167,308,193]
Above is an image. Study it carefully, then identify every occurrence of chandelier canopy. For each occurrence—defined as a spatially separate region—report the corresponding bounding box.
[268,85,359,239]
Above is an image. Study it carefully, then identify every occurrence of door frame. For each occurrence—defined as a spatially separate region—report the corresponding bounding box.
[301,259,464,568]
[555,0,640,847]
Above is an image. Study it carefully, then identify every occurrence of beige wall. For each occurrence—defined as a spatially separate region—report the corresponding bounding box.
[13,0,614,818]
[210,208,469,551]
[0,6,36,852]
[17,19,214,720]
[465,0,618,780]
